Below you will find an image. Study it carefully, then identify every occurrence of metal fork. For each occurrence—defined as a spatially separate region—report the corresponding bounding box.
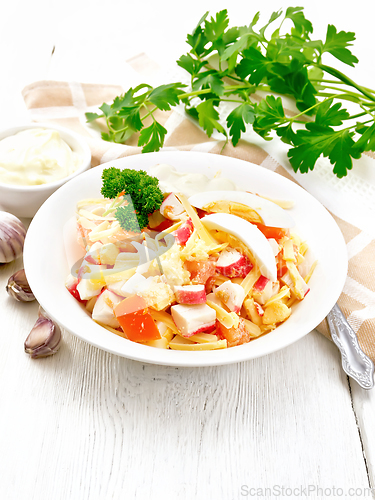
[327,303,374,390]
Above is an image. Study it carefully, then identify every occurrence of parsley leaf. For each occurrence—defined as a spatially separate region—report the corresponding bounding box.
[88,7,375,178]
[204,10,229,42]
[284,6,313,38]
[196,99,227,138]
[236,47,269,86]
[148,83,185,111]
[138,121,168,152]
[322,25,358,67]
[288,124,362,177]
[253,96,286,139]
[329,130,361,177]
[227,103,255,145]
[314,99,350,126]
[192,70,225,97]
[177,54,208,76]
[353,122,375,152]
[86,112,102,122]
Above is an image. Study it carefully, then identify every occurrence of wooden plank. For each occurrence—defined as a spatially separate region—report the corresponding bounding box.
[0,1,375,498]
[351,382,375,491]
[0,304,371,499]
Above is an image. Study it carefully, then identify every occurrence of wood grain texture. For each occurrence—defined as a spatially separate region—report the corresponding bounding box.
[1,1,375,499]
[0,273,371,500]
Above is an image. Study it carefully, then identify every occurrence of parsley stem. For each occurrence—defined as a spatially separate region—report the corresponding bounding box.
[288,94,343,121]
[110,105,157,137]
[344,111,368,120]
[316,63,375,103]
[220,99,249,104]
[313,79,375,95]
[102,197,124,216]
[178,88,212,99]
[310,78,375,94]
[316,86,374,103]
[178,85,249,100]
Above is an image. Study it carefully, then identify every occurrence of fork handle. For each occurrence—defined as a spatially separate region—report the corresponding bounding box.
[327,304,374,390]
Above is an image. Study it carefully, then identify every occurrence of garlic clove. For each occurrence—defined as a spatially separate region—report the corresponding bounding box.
[38,305,48,318]
[24,317,62,359]
[6,269,35,302]
[0,211,27,263]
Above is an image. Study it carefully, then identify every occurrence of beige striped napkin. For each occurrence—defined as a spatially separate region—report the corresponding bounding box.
[22,54,375,363]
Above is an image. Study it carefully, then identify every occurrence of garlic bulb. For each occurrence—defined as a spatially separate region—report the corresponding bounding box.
[0,211,26,263]
[24,316,62,359]
[6,269,35,302]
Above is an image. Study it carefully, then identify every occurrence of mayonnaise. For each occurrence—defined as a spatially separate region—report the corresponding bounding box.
[149,163,238,197]
[0,128,82,186]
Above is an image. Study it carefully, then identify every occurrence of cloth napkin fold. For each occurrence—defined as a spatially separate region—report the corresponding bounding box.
[22,53,375,363]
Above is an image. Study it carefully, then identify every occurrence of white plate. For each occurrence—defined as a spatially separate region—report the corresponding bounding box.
[24,151,348,367]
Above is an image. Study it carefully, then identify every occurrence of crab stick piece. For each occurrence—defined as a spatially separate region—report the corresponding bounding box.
[171,303,216,337]
[174,284,206,304]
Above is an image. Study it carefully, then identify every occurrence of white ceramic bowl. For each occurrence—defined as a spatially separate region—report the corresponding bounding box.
[0,123,92,218]
[24,151,348,367]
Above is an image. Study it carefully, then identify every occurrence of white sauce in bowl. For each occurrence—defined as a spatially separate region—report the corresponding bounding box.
[0,128,82,186]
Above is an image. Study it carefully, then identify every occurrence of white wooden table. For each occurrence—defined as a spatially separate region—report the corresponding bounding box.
[1,1,375,499]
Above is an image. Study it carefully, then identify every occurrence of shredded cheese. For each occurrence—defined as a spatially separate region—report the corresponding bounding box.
[243,298,262,327]
[264,285,291,308]
[299,241,309,256]
[304,260,318,284]
[174,331,219,343]
[169,336,227,350]
[77,198,109,209]
[89,221,122,242]
[143,337,169,349]
[286,296,297,308]
[104,268,136,284]
[175,193,218,246]
[149,310,179,333]
[162,328,175,342]
[203,200,263,224]
[241,265,261,297]
[206,299,239,329]
[94,320,126,338]
[77,217,98,231]
[243,318,262,337]
[78,209,116,221]
[286,262,307,300]
[283,239,296,262]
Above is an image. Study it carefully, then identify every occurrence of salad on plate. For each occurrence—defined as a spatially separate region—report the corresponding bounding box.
[65,164,316,351]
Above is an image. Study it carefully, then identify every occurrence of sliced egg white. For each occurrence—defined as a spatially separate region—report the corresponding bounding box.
[188,190,294,228]
[201,213,277,281]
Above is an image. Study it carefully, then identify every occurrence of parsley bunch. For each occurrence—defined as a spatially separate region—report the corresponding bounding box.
[87,8,375,178]
[101,167,164,231]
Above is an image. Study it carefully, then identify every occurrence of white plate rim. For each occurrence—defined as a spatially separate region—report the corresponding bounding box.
[23,151,348,367]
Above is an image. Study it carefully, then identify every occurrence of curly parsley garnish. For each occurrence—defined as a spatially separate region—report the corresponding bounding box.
[101,167,164,231]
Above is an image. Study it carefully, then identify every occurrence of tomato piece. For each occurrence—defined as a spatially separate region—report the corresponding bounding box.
[255,223,289,241]
[196,208,208,219]
[216,318,252,348]
[205,275,216,293]
[66,281,87,304]
[152,219,174,231]
[185,259,216,285]
[114,295,161,342]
